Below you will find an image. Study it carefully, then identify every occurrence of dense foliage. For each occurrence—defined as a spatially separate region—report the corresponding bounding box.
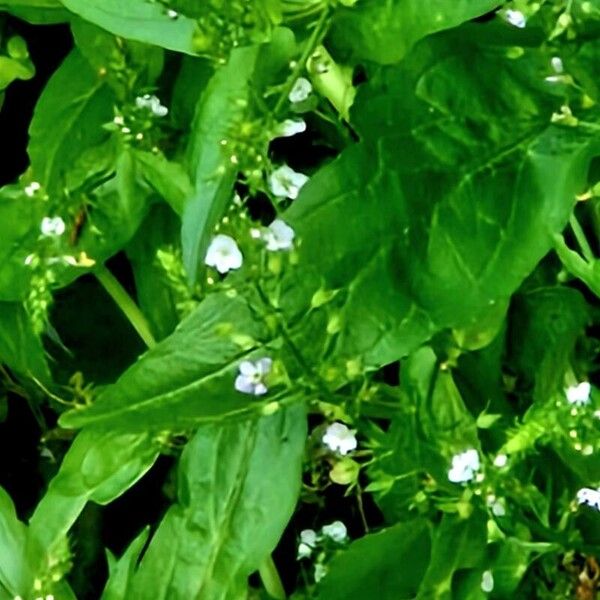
[1,0,600,598]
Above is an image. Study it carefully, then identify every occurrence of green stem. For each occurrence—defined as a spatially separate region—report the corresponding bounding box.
[273,6,331,116]
[95,265,157,349]
[569,213,595,263]
[258,555,286,599]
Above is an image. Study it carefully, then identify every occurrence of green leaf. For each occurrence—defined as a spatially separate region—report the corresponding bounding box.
[71,18,165,98]
[0,487,29,596]
[418,510,488,599]
[329,0,500,65]
[0,184,44,302]
[317,519,432,600]
[134,150,193,216]
[126,204,182,341]
[0,302,50,381]
[58,0,198,54]
[507,286,589,402]
[0,0,67,24]
[182,44,260,282]
[58,290,270,430]
[29,428,158,552]
[126,406,306,599]
[283,27,600,367]
[101,528,150,600]
[182,27,296,282]
[28,49,114,195]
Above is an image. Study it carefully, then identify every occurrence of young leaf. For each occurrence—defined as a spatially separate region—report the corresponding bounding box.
[182,45,260,282]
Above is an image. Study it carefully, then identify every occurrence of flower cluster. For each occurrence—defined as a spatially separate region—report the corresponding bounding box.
[448,448,480,484]
[297,520,349,582]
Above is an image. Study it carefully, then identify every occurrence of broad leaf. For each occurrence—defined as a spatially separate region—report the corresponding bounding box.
[59,290,271,430]
[28,49,114,195]
[58,0,198,54]
[283,27,600,367]
[126,405,306,599]
[29,428,158,551]
[329,0,500,65]
[317,518,432,600]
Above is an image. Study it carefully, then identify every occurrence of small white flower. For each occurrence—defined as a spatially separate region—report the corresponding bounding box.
[321,520,348,543]
[40,216,66,237]
[235,358,272,395]
[322,422,357,455]
[205,234,243,274]
[289,77,312,103]
[314,563,328,583]
[493,454,508,468]
[481,570,494,593]
[166,8,178,19]
[486,495,506,517]
[269,165,309,199]
[566,382,591,406]
[551,56,564,73]
[275,119,307,138]
[135,94,168,117]
[577,487,600,510]
[505,9,526,28]
[448,449,480,484]
[263,219,295,251]
[297,529,317,559]
[24,181,41,197]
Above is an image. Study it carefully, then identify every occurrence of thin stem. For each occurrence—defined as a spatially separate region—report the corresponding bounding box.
[273,6,332,116]
[95,265,157,349]
[569,213,595,263]
[258,555,286,599]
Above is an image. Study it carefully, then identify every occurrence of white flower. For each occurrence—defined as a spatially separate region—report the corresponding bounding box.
[566,382,591,406]
[297,529,317,559]
[275,119,307,138]
[321,520,348,543]
[135,94,168,117]
[166,8,178,19]
[205,234,243,274]
[551,56,564,73]
[314,563,328,583]
[481,570,494,593]
[577,487,600,510]
[448,449,480,484]
[322,422,357,455]
[40,216,66,237]
[269,165,309,199]
[263,219,295,251]
[235,358,272,395]
[486,495,506,517]
[289,77,312,103]
[505,9,526,28]
[24,181,41,197]
[493,454,508,468]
